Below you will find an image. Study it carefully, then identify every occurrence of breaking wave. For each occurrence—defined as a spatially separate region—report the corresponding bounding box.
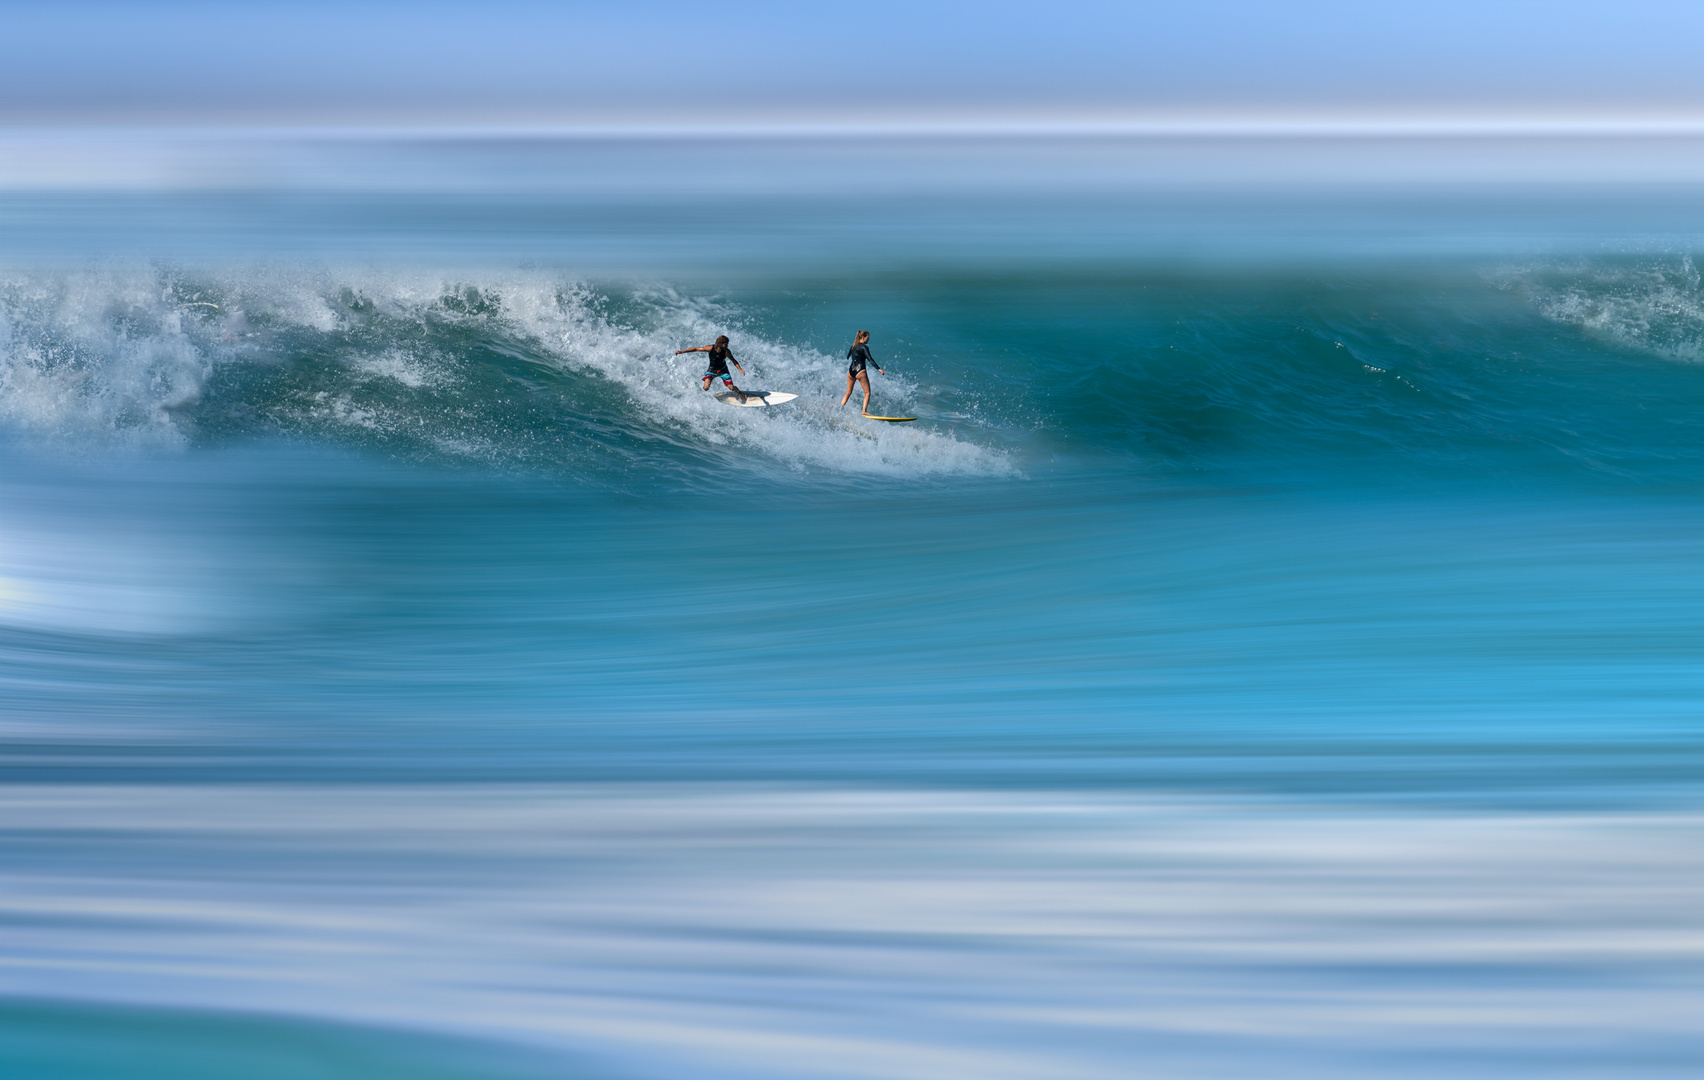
[0,265,1015,483]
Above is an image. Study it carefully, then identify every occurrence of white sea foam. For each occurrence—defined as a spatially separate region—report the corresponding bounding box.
[352,348,443,389]
[0,268,213,446]
[1509,254,1704,362]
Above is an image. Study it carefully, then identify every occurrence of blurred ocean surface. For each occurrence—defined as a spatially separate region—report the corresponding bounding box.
[2,134,1702,1078]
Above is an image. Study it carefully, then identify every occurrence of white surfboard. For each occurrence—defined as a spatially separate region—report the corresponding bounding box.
[714,391,797,407]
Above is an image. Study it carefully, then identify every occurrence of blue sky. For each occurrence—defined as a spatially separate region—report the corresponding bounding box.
[4,0,1703,129]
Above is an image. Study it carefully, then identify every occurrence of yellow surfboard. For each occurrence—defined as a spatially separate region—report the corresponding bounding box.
[862,414,917,423]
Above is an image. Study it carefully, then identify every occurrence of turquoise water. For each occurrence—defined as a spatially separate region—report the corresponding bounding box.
[3,145,1703,1077]
[0,1001,583,1080]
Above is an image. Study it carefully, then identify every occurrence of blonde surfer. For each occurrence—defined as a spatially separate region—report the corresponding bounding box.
[839,330,885,414]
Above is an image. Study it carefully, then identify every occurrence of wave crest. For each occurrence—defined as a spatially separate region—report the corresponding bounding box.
[1508,254,1704,362]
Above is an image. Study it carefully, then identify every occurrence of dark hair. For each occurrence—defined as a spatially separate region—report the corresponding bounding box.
[716,335,729,345]
[856,330,870,342]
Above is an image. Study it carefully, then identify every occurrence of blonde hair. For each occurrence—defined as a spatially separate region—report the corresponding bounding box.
[856,330,870,342]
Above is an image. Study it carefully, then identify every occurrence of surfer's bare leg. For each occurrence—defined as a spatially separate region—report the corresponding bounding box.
[727,379,747,404]
[840,372,857,407]
[857,371,873,414]
[701,375,713,391]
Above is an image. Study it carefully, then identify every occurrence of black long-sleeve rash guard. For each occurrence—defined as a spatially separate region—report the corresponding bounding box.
[847,343,877,373]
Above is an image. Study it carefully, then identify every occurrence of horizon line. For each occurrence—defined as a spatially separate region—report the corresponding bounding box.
[14,117,1704,141]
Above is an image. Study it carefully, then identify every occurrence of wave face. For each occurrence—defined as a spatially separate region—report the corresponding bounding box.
[10,254,1704,489]
[5,176,1704,1080]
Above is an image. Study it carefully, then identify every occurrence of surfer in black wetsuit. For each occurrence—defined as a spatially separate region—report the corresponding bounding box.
[676,335,747,404]
[839,330,886,414]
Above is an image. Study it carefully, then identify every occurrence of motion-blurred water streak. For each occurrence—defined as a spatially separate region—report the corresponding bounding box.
[4,784,1700,1080]
[4,136,1704,1078]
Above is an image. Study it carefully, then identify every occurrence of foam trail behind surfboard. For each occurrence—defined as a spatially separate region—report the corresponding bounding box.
[714,391,797,407]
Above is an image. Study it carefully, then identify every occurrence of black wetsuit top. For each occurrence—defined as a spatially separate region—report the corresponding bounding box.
[847,343,876,374]
[705,343,736,374]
